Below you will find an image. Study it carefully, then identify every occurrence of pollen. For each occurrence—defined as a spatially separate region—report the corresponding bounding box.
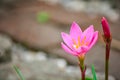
[72,36,88,49]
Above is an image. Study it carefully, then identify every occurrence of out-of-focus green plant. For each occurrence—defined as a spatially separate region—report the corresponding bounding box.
[82,65,97,80]
[91,65,97,80]
[37,12,49,23]
[13,65,26,80]
[85,77,93,80]
[80,77,93,80]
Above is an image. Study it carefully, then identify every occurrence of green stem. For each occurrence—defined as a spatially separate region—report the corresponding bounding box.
[105,59,109,80]
[105,43,111,80]
[78,56,86,80]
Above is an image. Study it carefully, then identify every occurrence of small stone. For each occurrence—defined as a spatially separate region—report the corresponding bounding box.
[66,66,80,77]
[39,0,60,5]
[22,51,35,62]
[60,0,119,22]
[0,34,12,62]
[105,10,119,22]
[61,0,86,12]
[96,73,115,80]
[56,59,67,71]
[11,43,27,53]
[11,43,28,62]
[8,74,17,80]
[34,52,47,61]
[108,76,116,80]
[0,34,12,50]
[47,48,78,65]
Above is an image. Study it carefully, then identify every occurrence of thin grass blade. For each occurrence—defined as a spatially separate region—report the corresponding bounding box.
[91,65,97,80]
[13,65,25,80]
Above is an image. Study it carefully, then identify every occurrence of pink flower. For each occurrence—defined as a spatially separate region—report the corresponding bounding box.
[101,17,111,38]
[61,22,98,56]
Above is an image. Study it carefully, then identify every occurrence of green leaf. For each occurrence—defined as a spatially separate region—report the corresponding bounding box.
[13,65,25,80]
[37,12,49,23]
[91,65,97,80]
[85,77,93,80]
[80,77,93,80]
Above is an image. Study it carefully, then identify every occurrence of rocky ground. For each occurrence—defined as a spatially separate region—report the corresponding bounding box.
[0,0,120,80]
[0,34,115,80]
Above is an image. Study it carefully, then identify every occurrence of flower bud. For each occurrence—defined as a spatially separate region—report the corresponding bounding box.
[101,17,111,38]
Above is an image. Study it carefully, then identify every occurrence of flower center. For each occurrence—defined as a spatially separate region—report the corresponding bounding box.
[72,36,88,49]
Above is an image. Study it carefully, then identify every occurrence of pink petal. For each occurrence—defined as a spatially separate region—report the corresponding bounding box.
[88,31,98,50]
[70,22,82,40]
[61,32,73,49]
[61,42,76,56]
[77,46,88,54]
[76,47,82,54]
[81,25,94,42]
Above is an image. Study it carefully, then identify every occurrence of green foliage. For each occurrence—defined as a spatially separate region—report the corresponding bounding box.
[91,65,97,80]
[13,65,26,80]
[85,77,93,80]
[80,77,93,80]
[37,12,49,23]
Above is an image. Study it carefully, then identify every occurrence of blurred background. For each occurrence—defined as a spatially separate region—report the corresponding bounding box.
[0,0,120,80]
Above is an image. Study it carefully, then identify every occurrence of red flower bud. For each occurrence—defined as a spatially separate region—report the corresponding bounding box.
[101,17,111,38]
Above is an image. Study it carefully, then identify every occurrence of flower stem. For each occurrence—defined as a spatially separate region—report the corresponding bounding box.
[81,66,86,80]
[105,42,111,80]
[79,63,86,80]
[78,55,86,80]
[105,58,109,80]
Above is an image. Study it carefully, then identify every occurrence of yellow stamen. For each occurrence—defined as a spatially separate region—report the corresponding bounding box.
[72,38,77,45]
[81,36,86,46]
[73,45,78,48]
[78,36,81,47]
[72,36,89,49]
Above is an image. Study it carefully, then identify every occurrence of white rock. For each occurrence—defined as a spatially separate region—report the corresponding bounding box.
[105,10,119,22]
[22,51,35,62]
[61,1,87,12]
[66,66,80,77]
[89,1,119,22]
[11,43,48,62]
[11,44,28,62]
[34,52,47,61]
[0,49,4,57]
[11,43,27,55]
[56,59,67,70]
[38,0,60,5]
[60,0,119,21]
[0,34,12,50]
[96,73,115,80]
